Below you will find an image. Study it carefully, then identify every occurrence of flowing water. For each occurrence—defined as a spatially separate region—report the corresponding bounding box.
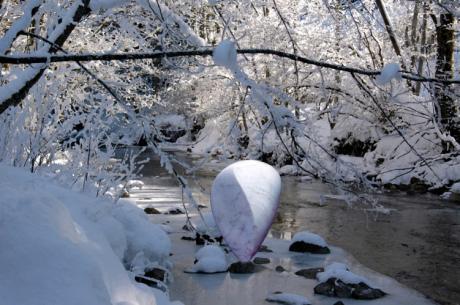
[133,150,460,305]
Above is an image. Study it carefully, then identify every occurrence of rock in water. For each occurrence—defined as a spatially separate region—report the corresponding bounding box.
[144,207,161,214]
[289,231,330,254]
[228,261,256,274]
[295,267,325,279]
[253,257,270,264]
[211,160,281,262]
[314,278,386,300]
[289,241,330,254]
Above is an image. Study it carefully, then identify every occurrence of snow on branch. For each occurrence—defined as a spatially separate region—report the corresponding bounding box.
[0,0,44,55]
[138,0,206,47]
[0,0,92,114]
[1,49,458,84]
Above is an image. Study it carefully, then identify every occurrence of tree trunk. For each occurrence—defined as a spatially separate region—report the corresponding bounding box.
[375,0,407,70]
[414,3,428,96]
[434,13,459,146]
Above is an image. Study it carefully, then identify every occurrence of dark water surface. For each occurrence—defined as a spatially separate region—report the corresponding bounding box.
[135,150,460,305]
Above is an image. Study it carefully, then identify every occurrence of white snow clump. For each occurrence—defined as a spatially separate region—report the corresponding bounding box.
[317,262,369,285]
[292,231,327,247]
[213,39,238,71]
[266,292,311,305]
[376,63,402,85]
[185,245,228,273]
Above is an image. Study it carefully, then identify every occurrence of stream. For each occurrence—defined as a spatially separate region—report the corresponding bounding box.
[132,149,460,305]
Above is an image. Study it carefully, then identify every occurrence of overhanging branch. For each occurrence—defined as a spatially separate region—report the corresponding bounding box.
[0,49,459,84]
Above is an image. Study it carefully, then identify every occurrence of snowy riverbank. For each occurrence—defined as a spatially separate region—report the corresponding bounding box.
[0,164,180,305]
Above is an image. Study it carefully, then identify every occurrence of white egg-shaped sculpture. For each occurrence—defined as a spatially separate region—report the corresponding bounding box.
[211,160,281,262]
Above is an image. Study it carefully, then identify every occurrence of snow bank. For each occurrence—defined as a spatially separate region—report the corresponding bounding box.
[112,201,171,267]
[292,231,327,247]
[0,164,178,305]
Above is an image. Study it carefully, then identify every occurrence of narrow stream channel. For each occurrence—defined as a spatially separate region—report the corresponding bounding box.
[133,149,460,305]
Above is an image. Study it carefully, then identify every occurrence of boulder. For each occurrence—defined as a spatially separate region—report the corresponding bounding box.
[289,241,330,254]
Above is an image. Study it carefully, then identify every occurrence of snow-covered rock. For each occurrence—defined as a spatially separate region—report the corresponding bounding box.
[184,245,228,274]
[450,182,460,194]
[279,164,299,176]
[195,245,226,262]
[289,231,330,254]
[126,180,144,190]
[292,231,327,247]
[211,160,281,262]
[314,262,385,300]
[317,262,368,284]
[266,292,311,305]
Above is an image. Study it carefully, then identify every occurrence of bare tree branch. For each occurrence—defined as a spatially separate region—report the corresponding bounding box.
[1,49,458,81]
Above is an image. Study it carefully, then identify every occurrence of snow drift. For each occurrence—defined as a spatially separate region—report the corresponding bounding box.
[0,164,179,305]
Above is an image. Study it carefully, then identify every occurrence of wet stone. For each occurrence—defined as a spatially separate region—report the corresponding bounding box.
[352,282,386,300]
[134,275,166,292]
[166,208,184,215]
[258,245,273,253]
[289,241,331,254]
[314,278,352,298]
[295,267,324,279]
[228,261,256,274]
[275,265,285,273]
[182,224,192,231]
[181,236,195,241]
[314,278,385,300]
[144,267,166,282]
[253,257,270,264]
[195,233,223,245]
[144,207,161,214]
